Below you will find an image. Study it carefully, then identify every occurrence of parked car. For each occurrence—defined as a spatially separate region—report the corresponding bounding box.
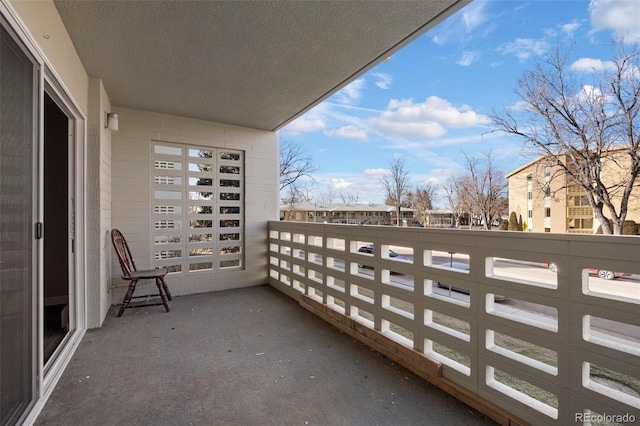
[433,261,508,302]
[357,245,403,258]
[357,245,408,272]
[543,262,625,280]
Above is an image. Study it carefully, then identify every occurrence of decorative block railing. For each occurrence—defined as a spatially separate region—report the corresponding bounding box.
[268,221,640,426]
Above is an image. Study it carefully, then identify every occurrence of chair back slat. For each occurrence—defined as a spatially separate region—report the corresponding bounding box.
[111,229,137,278]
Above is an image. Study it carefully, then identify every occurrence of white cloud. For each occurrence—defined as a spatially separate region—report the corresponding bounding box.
[324,125,368,140]
[590,0,640,41]
[560,20,582,37]
[578,84,606,103]
[462,1,490,32]
[282,116,326,135]
[311,171,389,204]
[570,57,616,72]
[368,96,490,139]
[497,38,550,62]
[371,120,447,139]
[431,33,445,46]
[330,178,353,190]
[372,73,393,89]
[430,1,495,46]
[333,78,365,105]
[507,100,532,113]
[457,51,479,67]
[363,168,389,179]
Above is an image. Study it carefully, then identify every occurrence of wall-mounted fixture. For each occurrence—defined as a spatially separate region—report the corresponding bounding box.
[105,112,119,131]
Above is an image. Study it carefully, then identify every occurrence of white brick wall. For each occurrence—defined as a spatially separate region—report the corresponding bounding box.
[86,78,113,328]
[111,107,278,299]
[99,82,112,323]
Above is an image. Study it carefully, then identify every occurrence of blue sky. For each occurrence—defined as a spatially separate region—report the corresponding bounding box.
[279,0,640,206]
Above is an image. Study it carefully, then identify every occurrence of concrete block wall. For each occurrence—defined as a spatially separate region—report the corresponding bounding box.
[111,107,279,300]
[98,81,113,323]
[86,78,113,328]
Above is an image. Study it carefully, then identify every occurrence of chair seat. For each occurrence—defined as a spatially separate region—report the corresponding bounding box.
[125,268,168,280]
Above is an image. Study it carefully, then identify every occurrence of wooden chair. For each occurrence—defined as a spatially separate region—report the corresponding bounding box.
[111,229,172,317]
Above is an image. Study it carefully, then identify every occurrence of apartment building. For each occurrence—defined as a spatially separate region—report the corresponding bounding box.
[507,151,640,233]
[280,203,455,227]
[280,203,417,225]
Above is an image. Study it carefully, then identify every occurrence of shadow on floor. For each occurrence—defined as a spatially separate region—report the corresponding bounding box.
[36,285,496,425]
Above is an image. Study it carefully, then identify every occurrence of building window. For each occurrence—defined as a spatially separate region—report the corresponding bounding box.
[151,142,243,273]
[545,166,551,177]
[569,195,589,206]
[545,185,551,197]
[545,207,551,218]
[568,218,594,230]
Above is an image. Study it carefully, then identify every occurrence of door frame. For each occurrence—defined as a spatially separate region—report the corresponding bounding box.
[0,2,87,423]
[39,75,87,388]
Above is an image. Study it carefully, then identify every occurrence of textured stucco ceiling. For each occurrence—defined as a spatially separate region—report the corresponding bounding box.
[54,1,469,131]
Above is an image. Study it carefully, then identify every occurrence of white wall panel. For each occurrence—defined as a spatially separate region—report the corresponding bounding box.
[111,107,278,298]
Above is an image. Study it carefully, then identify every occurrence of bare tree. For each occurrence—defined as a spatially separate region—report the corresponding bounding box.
[339,190,360,204]
[317,188,337,204]
[380,158,411,226]
[280,140,317,191]
[384,194,412,208]
[280,182,312,206]
[441,176,467,228]
[409,183,437,227]
[459,151,508,230]
[492,39,640,234]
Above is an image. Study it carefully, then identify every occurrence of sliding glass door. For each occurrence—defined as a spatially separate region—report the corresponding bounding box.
[0,22,39,426]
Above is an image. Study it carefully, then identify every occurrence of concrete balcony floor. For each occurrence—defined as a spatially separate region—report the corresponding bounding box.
[37,285,496,425]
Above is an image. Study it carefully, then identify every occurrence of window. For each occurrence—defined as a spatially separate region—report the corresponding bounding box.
[545,207,551,218]
[151,142,243,273]
[569,195,589,206]
[568,218,594,230]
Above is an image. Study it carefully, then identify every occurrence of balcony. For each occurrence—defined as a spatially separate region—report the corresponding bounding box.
[35,286,497,425]
[35,222,639,426]
[267,222,640,425]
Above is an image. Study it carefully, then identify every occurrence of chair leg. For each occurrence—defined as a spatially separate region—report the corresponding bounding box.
[118,279,138,317]
[155,278,171,313]
[160,277,172,300]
